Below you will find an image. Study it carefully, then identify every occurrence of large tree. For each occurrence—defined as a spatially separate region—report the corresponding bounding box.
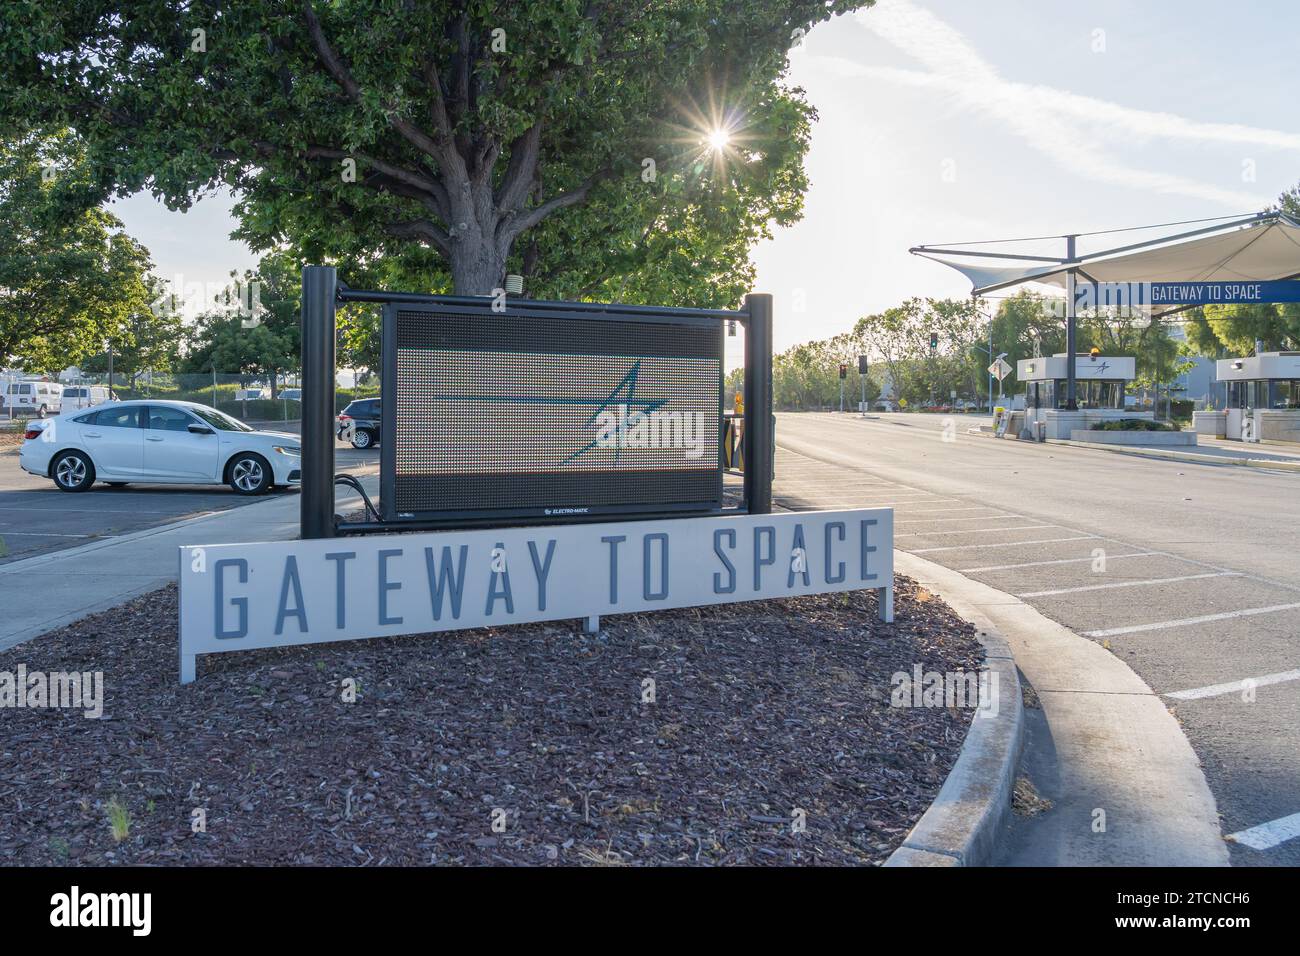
[1,1,868,300]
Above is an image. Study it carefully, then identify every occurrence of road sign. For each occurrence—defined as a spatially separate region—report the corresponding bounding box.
[989,358,1012,381]
[1078,280,1300,307]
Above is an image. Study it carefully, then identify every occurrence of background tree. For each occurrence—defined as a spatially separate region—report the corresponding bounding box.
[78,276,185,388]
[180,255,302,395]
[1182,183,1300,359]
[855,298,983,406]
[0,129,156,373]
[2,1,870,301]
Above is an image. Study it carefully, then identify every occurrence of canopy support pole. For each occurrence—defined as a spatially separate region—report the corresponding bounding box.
[1065,235,1078,411]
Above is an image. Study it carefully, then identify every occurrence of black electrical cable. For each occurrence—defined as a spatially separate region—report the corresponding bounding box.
[333,473,381,524]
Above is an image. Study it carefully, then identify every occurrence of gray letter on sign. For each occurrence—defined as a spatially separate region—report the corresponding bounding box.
[788,523,810,588]
[713,528,736,594]
[859,519,879,581]
[486,541,515,615]
[275,555,308,635]
[325,551,355,629]
[214,558,248,639]
[424,545,468,620]
[753,526,776,591]
[602,535,626,603]
[528,539,557,611]
[378,549,404,625]
[824,522,846,584]
[643,533,669,601]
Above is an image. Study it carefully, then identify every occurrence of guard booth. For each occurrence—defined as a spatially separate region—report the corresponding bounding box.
[1207,352,1300,443]
[1018,353,1141,439]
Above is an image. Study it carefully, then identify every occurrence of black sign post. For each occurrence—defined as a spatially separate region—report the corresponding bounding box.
[743,293,773,515]
[300,265,337,540]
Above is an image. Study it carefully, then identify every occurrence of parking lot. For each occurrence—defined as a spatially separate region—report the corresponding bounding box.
[776,412,1300,866]
[0,433,378,565]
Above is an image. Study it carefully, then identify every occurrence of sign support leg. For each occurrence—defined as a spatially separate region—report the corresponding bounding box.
[878,584,894,623]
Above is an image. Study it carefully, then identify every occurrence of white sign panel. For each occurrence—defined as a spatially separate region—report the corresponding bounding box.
[178,510,894,683]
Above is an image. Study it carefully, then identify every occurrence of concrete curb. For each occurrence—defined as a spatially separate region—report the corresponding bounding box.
[1046,437,1300,472]
[884,558,1025,867]
[969,425,1300,471]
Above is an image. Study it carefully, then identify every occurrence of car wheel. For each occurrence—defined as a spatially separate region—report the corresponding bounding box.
[52,450,95,492]
[227,453,273,495]
[351,428,374,449]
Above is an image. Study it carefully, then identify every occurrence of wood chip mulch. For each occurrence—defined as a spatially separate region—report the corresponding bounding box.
[0,577,982,866]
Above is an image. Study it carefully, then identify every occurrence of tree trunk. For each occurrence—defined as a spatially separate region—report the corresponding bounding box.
[449,225,508,296]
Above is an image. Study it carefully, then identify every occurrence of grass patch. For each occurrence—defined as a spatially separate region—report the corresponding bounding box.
[106,796,132,843]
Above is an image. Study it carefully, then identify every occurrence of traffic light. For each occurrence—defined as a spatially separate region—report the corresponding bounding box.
[858,355,869,375]
[839,364,847,380]
[929,331,939,350]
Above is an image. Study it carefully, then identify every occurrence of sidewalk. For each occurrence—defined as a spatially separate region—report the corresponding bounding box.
[0,474,377,651]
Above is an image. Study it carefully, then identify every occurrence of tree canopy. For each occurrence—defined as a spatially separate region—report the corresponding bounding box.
[1,1,870,300]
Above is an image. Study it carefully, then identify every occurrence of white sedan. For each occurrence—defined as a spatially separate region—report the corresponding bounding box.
[19,400,302,495]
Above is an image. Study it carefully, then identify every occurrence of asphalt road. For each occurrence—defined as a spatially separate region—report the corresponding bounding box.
[774,411,1300,867]
[0,437,378,566]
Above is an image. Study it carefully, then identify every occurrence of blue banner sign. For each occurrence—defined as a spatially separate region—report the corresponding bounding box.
[1077,280,1300,308]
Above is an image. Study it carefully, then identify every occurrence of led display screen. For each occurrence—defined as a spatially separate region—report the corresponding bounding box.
[383,306,723,523]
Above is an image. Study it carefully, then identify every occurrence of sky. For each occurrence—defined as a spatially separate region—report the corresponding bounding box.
[110,0,1300,361]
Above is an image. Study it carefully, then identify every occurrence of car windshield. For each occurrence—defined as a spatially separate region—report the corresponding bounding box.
[188,405,255,432]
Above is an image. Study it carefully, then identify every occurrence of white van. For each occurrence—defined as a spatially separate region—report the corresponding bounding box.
[61,385,112,411]
[3,381,63,417]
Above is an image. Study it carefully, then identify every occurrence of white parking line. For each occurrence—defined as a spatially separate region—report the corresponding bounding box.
[1084,603,1300,638]
[909,535,1096,554]
[1017,571,1240,598]
[898,524,1056,538]
[833,500,955,508]
[958,552,1160,573]
[892,506,996,515]
[0,531,93,538]
[895,513,1023,525]
[1227,812,1300,851]
[1166,668,1300,701]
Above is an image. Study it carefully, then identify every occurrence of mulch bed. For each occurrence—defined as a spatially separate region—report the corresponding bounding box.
[0,578,982,866]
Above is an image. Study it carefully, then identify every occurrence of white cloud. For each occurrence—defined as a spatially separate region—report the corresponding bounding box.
[834,0,1295,208]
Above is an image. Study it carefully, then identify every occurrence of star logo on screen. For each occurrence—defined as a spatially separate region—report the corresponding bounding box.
[562,361,668,465]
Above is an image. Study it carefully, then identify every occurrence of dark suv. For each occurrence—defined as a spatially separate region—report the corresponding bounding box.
[336,398,381,449]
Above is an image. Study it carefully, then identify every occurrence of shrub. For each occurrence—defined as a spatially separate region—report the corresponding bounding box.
[1091,418,1175,432]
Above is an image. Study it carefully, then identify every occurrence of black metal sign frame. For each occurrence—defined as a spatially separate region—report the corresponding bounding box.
[297,267,772,538]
